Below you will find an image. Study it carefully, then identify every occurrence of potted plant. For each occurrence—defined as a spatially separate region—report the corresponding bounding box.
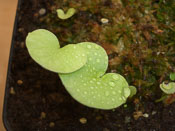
[3,0,175,130]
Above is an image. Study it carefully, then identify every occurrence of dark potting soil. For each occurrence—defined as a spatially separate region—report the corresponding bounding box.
[4,0,175,131]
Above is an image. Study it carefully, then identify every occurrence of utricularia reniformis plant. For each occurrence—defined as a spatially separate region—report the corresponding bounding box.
[160,73,175,95]
[156,73,175,104]
[26,29,137,110]
[56,8,76,20]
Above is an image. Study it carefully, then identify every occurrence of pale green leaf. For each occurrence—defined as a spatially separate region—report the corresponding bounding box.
[26,29,87,73]
[160,82,175,94]
[57,8,76,20]
[59,42,130,109]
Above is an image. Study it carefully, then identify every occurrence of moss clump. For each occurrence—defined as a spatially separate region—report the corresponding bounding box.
[39,0,175,102]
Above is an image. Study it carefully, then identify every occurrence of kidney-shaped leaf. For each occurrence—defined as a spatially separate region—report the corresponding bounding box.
[160,82,175,94]
[59,42,130,109]
[26,29,87,73]
[57,8,76,20]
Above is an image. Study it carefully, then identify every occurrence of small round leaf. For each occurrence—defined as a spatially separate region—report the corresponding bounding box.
[57,8,76,20]
[59,42,130,109]
[26,29,87,73]
[160,82,175,94]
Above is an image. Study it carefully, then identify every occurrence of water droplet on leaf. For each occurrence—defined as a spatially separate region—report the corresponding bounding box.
[109,82,115,87]
[112,91,116,95]
[97,82,100,85]
[105,91,109,96]
[87,45,91,49]
[95,45,99,49]
[97,59,100,63]
[112,75,119,80]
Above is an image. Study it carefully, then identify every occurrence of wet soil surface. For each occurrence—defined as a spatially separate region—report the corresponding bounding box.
[4,0,175,131]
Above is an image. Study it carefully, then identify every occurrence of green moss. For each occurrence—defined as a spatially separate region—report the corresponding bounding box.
[39,0,175,102]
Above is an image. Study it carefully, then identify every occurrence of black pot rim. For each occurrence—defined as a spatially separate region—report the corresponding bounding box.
[3,0,21,130]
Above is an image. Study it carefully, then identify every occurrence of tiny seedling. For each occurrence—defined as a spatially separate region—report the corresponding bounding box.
[57,8,76,20]
[156,80,175,103]
[60,42,131,109]
[26,29,135,110]
[156,81,175,104]
[160,82,175,94]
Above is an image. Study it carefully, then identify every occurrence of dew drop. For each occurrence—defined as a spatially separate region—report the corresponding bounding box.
[84,83,87,86]
[87,45,91,49]
[112,75,119,80]
[82,54,85,56]
[89,58,92,61]
[90,81,93,83]
[84,91,87,94]
[105,91,109,96]
[96,59,100,63]
[109,82,115,87]
[112,91,116,95]
[118,90,121,93]
[97,82,101,85]
[94,52,97,55]
[73,46,76,49]
[93,96,96,99]
[95,45,99,49]
[90,87,94,89]
[93,78,96,81]
[77,89,80,92]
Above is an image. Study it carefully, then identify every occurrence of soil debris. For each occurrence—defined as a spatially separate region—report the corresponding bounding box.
[40,112,46,119]
[17,80,23,85]
[133,111,143,120]
[79,117,87,124]
[10,87,15,95]
[39,8,46,16]
[49,122,55,128]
